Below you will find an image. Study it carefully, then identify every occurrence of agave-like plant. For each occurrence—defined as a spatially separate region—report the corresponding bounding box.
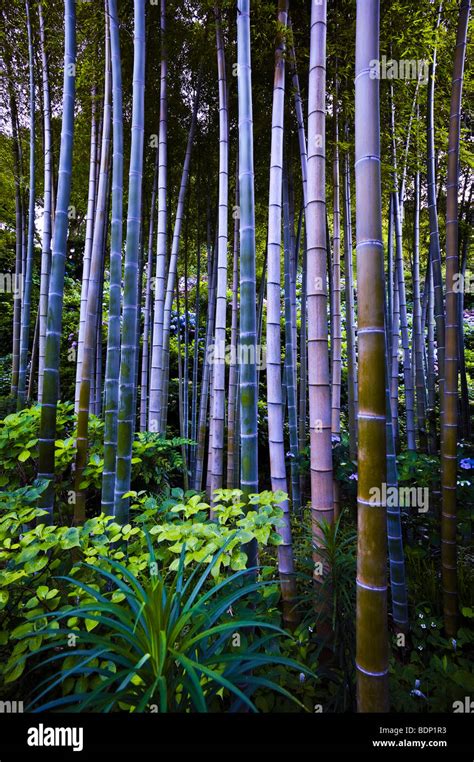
[22,539,313,712]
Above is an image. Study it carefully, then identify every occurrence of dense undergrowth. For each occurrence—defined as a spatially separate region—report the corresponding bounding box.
[0,405,472,712]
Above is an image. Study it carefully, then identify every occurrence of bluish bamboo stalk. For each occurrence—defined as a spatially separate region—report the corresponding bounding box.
[237,0,258,569]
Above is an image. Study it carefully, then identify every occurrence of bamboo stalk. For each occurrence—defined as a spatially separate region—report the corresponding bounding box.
[38,0,76,518]
[17,0,35,410]
[38,2,53,404]
[441,0,470,639]
[75,10,111,521]
[355,0,389,712]
[113,0,145,522]
[307,0,334,582]
[210,6,229,503]
[237,0,259,569]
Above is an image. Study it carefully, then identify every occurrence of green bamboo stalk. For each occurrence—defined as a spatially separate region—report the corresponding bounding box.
[427,248,437,454]
[390,270,400,448]
[5,53,23,399]
[355,0,389,712]
[75,90,98,415]
[17,0,35,410]
[194,232,217,491]
[330,76,342,437]
[393,190,416,451]
[176,285,189,492]
[457,185,472,440]
[75,10,111,521]
[38,0,76,518]
[441,0,470,639]
[190,166,202,478]
[113,0,145,523]
[183,195,190,451]
[426,5,445,427]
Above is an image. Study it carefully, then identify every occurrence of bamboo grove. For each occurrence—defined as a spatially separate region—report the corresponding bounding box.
[0,0,472,714]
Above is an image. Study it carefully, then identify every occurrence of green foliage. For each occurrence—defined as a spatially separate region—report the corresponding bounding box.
[11,542,312,712]
[390,605,474,712]
[131,488,285,578]
[0,404,188,510]
[0,482,302,705]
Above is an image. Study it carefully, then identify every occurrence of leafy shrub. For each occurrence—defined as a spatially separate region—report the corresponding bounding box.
[0,404,189,507]
[18,543,313,712]
[0,484,293,701]
[390,605,474,712]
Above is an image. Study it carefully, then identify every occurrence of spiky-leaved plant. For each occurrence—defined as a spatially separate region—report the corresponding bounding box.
[22,541,313,712]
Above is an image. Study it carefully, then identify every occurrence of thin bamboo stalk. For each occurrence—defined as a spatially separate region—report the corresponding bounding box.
[75,90,98,414]
[75,11,111,521]
[38,0,76,518]
[113,0,145,523]
[210,7,229,502]
[17,0,35,409]
[148,0,168,433]
[38,2,53,404]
